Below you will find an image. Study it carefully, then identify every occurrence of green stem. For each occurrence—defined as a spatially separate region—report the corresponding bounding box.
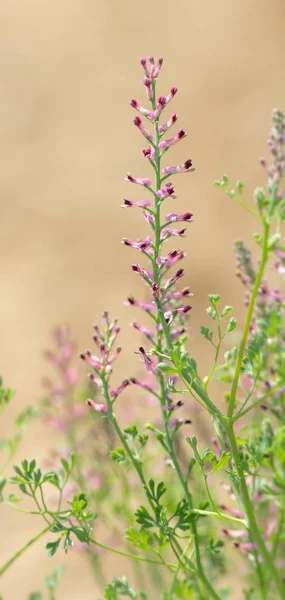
[0,526,50,577]
[205,310,222,390]
[89,538,175,570]
[150,80,221,600]
[227,221,269,419]
[191,508,245,525]
[226,423,285,598]
[233,383,280,422]
[101,375,156,514]
[170,538,193,597]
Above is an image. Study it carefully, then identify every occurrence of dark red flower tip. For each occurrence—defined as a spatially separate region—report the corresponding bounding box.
[130,98,138,108]
[177,129,185,139]
[184,159,193,169]
[169,250,178,258]
[176,268,184,278]
[183,305,192,313]
[158,95,166,106]
[134,116,142,127]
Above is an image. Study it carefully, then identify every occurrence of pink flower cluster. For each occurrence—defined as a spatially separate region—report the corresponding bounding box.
[42,326,85,432]
[83,56,195,428]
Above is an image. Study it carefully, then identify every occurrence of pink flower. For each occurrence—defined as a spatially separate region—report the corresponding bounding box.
[124,296,156,312]
[86,399,108,413]
[154,87,177,118]
[126,174,152,187]
[80,351,102,370]
[130,98,155,119]
[122,236,152,251]
[162,159,194,176]
[143,77,153,101]
[166,287,193,299]
[140,56,163,80]
[120,199,151,209]
[161,227,186,239]
[130,377,156,393]
[158,129,186,152]
[164,305,191,320]
[131,322,155,342]
[157,250,186,269]
[220,504,245,519]
[133,116,153,143]
[168,418,192,428]
[157,183,177,200]
[158,113,178,135]
[110,379,130,399]
[166,212,193,223]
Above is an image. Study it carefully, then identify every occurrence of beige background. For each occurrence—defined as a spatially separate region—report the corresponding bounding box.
[1,0,285,597]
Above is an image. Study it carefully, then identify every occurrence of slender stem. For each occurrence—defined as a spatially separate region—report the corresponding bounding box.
[89,538,175,570]
[233,383,280,422]
[170,537,193,596]
[235,197,260,218]
[205,310,222,390]
[226,423,285,598]
[150,80,221,600]
[227,221,269,419]
[0,526,50,577]
[101,375,156,514]
[272,509,284,561]
[29,484,51,526]
[191,508,245,525]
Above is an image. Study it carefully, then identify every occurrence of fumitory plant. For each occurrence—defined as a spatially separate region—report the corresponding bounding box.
[0,56,284,600]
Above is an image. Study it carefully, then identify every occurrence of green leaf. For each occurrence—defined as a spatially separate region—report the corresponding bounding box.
[206,306,216,320]
[208,293,220,306]
[28,594,43,600]
[137,433,148,448]
[0,477,7,500]
[109,447,126,464]
[124,425,138,439]
[135,506,156,529]
[6,493,22,503]
[15,406,38,428]
[45,564,64,592]
[60,457,70,475]
[125,527,152,551]
[207,537,225,554]
[72,526,89,543]
[209,452,231,474]
[0,380,15,409]
[156,362,177,374]
[63,533,73,553]
[46,538,61,557]
[226,317,237,333]
[147,479,166,504]
[200,326,213,343]
[236,180,244,193]
[221,305,232,317]
[42,471,61,489]
[104,577,140,599]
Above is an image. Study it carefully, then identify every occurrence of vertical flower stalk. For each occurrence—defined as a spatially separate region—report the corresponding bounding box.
[125,56,220,600]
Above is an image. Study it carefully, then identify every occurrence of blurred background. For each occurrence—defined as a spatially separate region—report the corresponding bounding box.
[1,0,285,597]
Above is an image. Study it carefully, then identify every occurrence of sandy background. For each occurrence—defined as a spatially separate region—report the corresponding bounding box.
[1,0,285,598]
